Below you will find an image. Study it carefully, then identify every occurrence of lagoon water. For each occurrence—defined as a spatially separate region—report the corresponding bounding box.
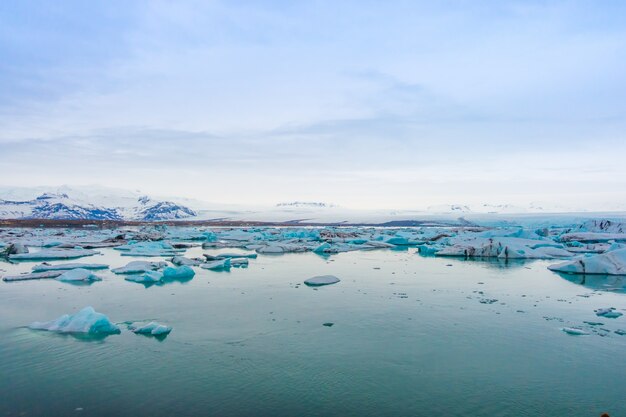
[1,245,625,416]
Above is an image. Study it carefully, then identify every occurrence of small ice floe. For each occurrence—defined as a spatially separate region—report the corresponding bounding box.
[595,308,623,318]
[111,261,167,274]
[115,241,182,257]
[213,252,257,259]
[171,256,203,266]
[162,265,195,280]
[32,262,109,272]
[9,249,99,261]
[304,275,340,286]
[229,258,249,267]
[125,271,163,284]
[1,242,28,256]
[561,327,589,336]
[615,329,626,336]
[56,268,102,282]
[201,258,231,270]
[29,306,120,335]
[3,271,64,282]
[128,321,172,336]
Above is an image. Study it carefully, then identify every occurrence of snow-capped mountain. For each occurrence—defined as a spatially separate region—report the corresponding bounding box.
[0,188,197,221]
[275,201,337,208]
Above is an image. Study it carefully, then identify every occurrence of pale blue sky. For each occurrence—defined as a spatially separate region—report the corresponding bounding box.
[1,1,625,209]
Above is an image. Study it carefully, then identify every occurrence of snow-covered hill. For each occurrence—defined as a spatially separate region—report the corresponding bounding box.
[0,188,196,221]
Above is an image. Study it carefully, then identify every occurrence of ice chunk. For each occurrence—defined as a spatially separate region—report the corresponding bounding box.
[595,307,623,318]
[171,256,203,266]
[125,271,163,284]
[56,268,102,282]
[128,321,172,336]
[230,258,249,267]
[313,243,331,253]
[111,261,167,274]
[32,263,109,272]
[213,252,257,259]
[548,248,626,275]
[201,258,231,270]
[29,306,120,334]
[3,271,64,282]
[304,275,340,286]
[561,327,589,336]
[162,265,195,280]
[1,242,28,256]
[10,248,99,261]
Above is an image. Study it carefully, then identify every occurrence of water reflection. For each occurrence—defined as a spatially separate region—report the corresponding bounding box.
[555,272,626,293]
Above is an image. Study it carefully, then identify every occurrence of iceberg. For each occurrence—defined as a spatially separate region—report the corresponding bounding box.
[10,248,99,261]
[595,307,623,318]
[3,271,64,282]
[548,248,626,275]
[201,258,231,270]
[230,258,249,267]
[56,268,102,282]
[111,261,167,274]
[162,265,195,280]
[128,321,172,336]
[1,242,28,256]
[304,275,341,286]
[125,270,163,284]
[212,252,258,259]
[561,327,589,336]
[171,256,203,266]
[32,262,109,272]
[29,306,120,335]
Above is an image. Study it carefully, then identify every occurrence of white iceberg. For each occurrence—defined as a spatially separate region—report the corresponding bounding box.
[10,248,99,261]
[56,268,102,282]
[171,256,203,266]
[3,271,64,282]
[561,327,589,336]
[128,321,172,336]
[304,275,341,286]
[548,248,626,275]
[111,261,167,274]
[201,258,231,270]
[125,270,163,284]
[29,306,120,334]
[32,262,109,272]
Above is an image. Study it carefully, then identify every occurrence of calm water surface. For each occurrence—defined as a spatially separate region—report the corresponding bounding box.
[1,246,625,417]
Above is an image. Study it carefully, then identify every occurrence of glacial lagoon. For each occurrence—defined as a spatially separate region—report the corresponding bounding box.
[1,230,625,417]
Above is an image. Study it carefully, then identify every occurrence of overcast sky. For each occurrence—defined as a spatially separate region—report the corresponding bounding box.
[1,0,625,209]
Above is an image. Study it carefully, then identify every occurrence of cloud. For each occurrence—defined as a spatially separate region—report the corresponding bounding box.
[0,1,624,208]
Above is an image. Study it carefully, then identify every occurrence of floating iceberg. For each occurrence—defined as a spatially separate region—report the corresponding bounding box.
[128,321,172,336]
[201,258,231,270]
[32,262,109,272]
[162,265,195,280]
[125,270,163,284]
[561,327,589,336]
[304,275,341,286]
[595,307,623,318]
[56,268,102,282]
[548,248,626,275]
[212,252,258,259]
[29,306,120,335]
[3,271,64,282]
[171,256,203,266]
[10,249,99,261]
[111,261,167,274]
